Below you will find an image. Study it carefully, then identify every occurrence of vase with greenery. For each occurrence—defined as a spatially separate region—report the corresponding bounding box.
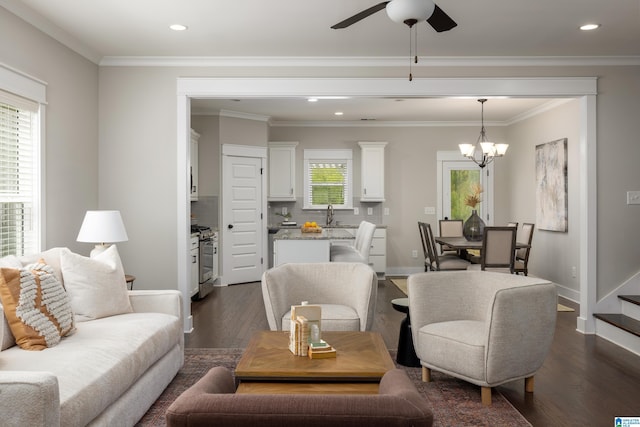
[275,211,293,223]
[462,183,485,241]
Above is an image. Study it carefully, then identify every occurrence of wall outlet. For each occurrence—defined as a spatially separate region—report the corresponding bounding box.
[353,207,359,215]
[384,207,390,216]
[282,206,287,215]
[627,191,640,205]
[572,266,577,278]
[412,250,418,258]
[367,207,373,215]
[424,206,436,215]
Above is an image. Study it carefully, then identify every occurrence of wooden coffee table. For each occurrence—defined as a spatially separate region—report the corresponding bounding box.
[235,330,395,394]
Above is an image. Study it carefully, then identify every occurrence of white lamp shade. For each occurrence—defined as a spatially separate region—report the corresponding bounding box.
[77,210,129,243]
[459,143,475,157]
[495,143,509,156]
[386,0,435,24]
[480,142,497,155]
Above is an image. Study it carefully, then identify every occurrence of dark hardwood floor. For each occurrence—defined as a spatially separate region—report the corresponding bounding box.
[185,278,640,426]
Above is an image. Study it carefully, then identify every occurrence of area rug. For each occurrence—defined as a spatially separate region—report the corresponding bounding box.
[390,277,408,294]
[136,348,531,427]
[391,277,574,312]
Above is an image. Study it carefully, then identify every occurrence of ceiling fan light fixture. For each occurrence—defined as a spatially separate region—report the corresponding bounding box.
[386,0,435,25]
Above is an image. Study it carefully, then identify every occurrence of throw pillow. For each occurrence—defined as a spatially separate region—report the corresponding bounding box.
[0,261,75,350]
[60,245,133,322]
[0,255,22,351]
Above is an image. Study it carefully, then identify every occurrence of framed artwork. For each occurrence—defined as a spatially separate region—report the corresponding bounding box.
[535,138,568,232]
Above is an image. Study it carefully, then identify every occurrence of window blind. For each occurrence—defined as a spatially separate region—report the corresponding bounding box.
[303,149,353,209]
[0,90,38,256]
[307,160,349,206]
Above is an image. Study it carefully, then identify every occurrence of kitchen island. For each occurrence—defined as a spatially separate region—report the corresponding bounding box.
[272,228,354,267]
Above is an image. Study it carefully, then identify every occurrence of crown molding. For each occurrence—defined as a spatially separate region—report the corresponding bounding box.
[1,0,101,64]
[269,120,504,128]
[100,55,640,68]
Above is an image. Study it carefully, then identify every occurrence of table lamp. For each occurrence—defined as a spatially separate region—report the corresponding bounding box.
[77,210,129,257]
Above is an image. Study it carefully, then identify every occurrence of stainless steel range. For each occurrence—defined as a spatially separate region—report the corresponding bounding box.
[191,225,218,299]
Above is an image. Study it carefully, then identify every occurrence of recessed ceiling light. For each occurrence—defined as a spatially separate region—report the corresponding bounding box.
[308,98,318,103]
[580,24,600,31]
[169,24,188,31]
[334,112,344,116]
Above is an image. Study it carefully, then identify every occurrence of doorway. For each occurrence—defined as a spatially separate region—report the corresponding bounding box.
[437,153,494,226]
[176,77,597,334]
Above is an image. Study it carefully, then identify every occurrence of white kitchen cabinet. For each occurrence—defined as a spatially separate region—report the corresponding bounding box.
[274,239,330,266]
[190,235,199,297]
[268,142,298,201]
[369,228,387,275]
[190,129,200,201]
[358,142,387,202]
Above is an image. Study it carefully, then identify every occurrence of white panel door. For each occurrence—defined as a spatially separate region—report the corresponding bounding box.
[222,154,264,285]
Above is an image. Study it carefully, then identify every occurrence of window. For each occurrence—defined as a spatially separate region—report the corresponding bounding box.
[0,90,40,256]
[303,149,353,209]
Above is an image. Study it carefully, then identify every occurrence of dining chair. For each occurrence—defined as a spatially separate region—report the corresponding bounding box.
[418,221,431,272]
[420,222,470,271]
[468,226,517,273]
[438,219,463,255]
[514,223,535,275]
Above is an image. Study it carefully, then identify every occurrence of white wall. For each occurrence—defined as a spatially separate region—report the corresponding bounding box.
[0,7,99,254]
[505,100,581,298]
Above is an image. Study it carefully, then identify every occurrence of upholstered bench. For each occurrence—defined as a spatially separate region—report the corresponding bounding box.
[166,367,433,427]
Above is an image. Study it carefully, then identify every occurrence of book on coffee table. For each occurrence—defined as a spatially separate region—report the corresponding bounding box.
[308,345,337,359]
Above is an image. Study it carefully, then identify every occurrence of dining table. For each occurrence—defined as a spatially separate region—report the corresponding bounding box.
[434,236,531,251]
[434,235,530,261]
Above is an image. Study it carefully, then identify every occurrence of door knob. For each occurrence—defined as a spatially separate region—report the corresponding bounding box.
[228,224,234,229]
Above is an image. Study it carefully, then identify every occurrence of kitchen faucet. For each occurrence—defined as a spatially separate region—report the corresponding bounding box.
[326,204,334,226]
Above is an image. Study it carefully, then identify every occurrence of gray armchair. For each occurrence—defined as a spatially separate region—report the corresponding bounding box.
[407,271,557,405]
[261,262,377,332]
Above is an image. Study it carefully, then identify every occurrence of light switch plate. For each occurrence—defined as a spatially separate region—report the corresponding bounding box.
[353,207,359,215]
[282,207,288,215]
[627,191,640,205]
[424,206,436,215]
[384,207,390,216]
[367,207,373,215]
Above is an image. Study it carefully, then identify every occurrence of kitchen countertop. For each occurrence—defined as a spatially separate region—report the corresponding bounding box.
[272,228,355,241]
[269,223,387,231]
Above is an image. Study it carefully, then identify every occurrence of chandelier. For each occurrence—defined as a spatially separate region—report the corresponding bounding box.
[458,99,508,168]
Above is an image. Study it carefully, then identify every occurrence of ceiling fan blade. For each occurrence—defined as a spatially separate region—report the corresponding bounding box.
[331,2,390,29]
[426,4,457,32]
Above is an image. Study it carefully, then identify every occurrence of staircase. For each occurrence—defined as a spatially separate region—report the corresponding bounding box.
[594,295,640,356]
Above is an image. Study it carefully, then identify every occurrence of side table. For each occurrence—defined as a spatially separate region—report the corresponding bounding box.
[125,274,136,290]
[391,297,421,367]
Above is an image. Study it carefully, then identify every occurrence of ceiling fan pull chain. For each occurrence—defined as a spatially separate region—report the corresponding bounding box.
[408,26,413,81]
[414,25,419,64]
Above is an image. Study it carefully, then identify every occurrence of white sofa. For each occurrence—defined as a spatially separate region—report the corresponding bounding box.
[0,248,184,427]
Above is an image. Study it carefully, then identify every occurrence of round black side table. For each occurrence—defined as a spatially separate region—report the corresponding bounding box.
[391,297,421,367]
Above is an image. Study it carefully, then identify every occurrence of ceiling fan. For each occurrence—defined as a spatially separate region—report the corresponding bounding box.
[331,0,457,32]
[331,0,457,80]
